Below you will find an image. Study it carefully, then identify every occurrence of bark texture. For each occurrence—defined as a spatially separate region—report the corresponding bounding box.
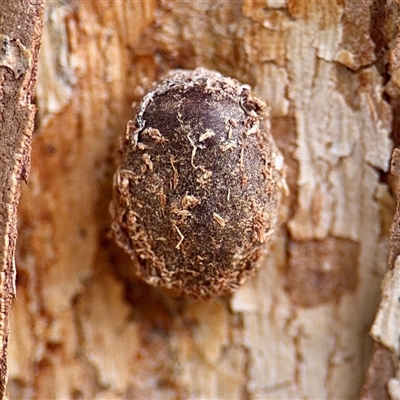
[360,2,400,398]
[0,1,44,398]
[7,0,399,399]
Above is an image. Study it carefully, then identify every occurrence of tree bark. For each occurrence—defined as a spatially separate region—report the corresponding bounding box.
[5,0,399,399]
[0,2,44,398]
[360,2,400,398]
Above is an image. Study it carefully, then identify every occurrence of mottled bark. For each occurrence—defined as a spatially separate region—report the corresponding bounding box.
[6,1,399,399]
[360,2,400,398]
[0,1,44,398]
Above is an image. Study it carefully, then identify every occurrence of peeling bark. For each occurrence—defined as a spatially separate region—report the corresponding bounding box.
[7,1,399,399]
[0,1,44,398]
[360,2,400,398]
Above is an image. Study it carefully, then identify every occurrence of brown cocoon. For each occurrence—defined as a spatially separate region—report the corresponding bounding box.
[110,68,285,298]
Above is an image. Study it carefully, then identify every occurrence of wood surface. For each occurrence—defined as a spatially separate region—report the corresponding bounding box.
[0,1,44,398]
[2,1,399,399]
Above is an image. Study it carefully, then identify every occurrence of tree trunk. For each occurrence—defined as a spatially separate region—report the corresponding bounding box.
[0,1,44,398]
[4,0,399,399]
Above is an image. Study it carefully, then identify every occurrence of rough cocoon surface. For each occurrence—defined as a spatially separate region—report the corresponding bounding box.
[110,68,285,297]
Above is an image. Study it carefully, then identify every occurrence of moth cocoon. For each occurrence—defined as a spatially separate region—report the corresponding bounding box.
[110,68,285,298]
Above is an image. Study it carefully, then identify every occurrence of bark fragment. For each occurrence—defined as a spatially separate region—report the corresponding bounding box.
[0,1,44,397]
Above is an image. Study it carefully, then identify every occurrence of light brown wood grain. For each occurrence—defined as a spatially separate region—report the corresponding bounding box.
[5,0,399,399]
